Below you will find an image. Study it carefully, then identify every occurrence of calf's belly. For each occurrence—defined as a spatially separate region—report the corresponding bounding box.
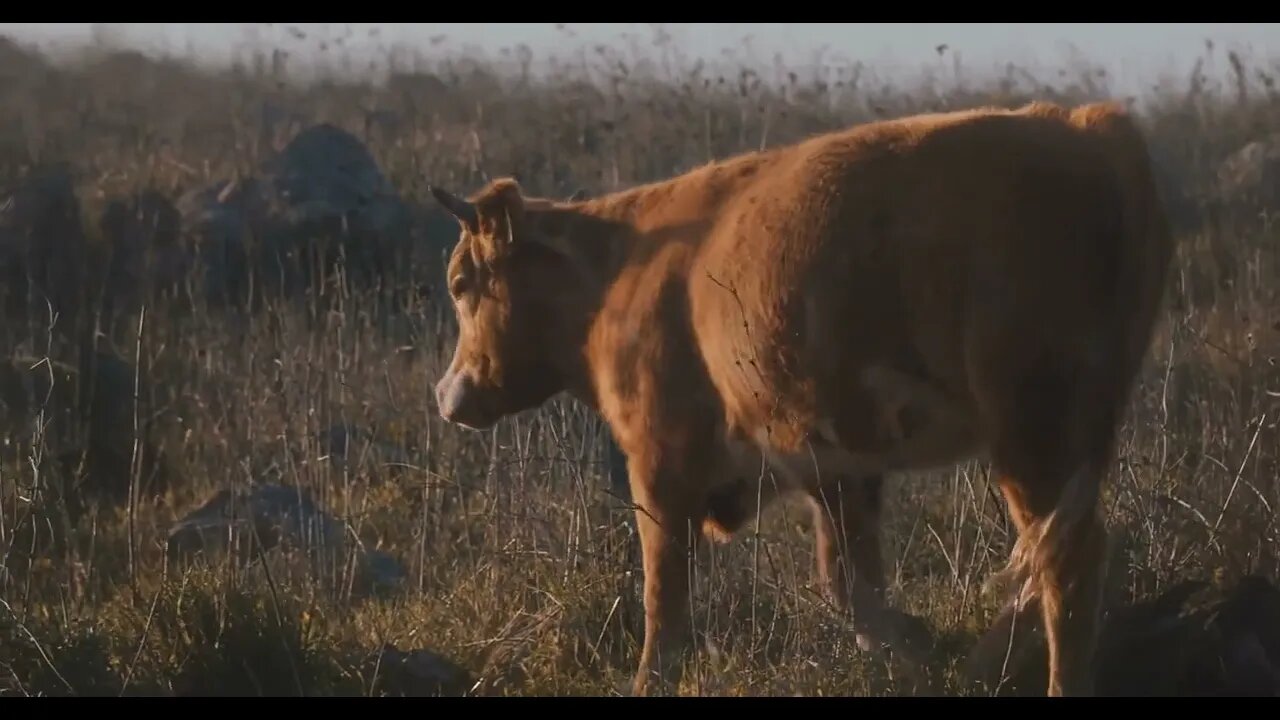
[720,363,985,493]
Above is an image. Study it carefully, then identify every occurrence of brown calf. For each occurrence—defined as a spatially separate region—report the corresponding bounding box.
[428,100,1176,696]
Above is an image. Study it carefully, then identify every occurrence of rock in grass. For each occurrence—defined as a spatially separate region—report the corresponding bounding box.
[166,482,406,598]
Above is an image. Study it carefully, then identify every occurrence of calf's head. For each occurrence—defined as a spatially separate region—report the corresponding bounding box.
[429,178,587,430]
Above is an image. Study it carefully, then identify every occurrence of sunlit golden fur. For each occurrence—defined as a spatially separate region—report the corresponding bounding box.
[429,99,1176,696]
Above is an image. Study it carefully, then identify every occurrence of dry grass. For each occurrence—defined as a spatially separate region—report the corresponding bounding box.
[1,31,1279,696]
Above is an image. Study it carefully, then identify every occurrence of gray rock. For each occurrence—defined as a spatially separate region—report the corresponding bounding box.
[374,644,474,697]
[0,162,88,348]
[173,176,279,309]
[0,348,170,510]
[265,122,396,214]
[98,189,188,324]
[146,120,471,326]
[166,482,406,598]
[169,123,444,315]
[967,574,1280,696]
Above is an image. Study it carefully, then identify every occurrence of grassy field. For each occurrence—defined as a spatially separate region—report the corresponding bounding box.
[1,32,1278,696]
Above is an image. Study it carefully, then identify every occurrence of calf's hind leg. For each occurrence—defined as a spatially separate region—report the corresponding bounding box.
[969,358,1124,697]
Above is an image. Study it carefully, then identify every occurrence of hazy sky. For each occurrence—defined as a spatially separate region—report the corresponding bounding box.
[1,23,1276,94]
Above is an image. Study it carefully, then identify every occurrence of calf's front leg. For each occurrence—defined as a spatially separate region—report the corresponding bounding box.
[625,450,702,697]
